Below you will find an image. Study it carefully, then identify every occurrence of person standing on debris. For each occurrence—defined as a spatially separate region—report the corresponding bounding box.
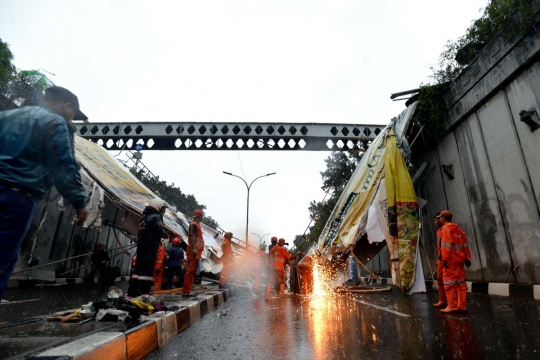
[127,198,168,297]
[439,210,472,314]
[87,243,110,289]
[266,238,294,299]
[182,209,204,297]
[432,212,447,308]
[153,239,168,291]
[219,232,235,289]
[166,237,185,289]
[0,86,90,301]
[253,242,268,292]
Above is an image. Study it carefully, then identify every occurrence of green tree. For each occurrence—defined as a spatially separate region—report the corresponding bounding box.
[0,38,15,84]
[129,167,219,230]
[0,39,36,110]
[296,150,362,253]
[320,151,362,193]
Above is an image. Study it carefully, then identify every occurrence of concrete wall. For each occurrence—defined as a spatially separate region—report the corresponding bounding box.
[415,27,540,284]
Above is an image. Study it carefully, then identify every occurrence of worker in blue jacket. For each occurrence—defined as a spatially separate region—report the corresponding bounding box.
[0,86,89,301]
[165,237,185,289]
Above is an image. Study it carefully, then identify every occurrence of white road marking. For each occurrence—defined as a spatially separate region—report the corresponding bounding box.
[354,299,411,318]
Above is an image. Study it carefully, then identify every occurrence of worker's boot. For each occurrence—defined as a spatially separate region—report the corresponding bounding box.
[280,283,285,295]
[432,284,447,308]
[440,288,458,313]
[457,288,468,313]
[265,284,272,301]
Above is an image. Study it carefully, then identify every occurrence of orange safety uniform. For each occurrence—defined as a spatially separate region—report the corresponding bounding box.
[183,220,204,294]
[153,245,167,291]
[441,221,471,312]
[435,227,447,304]
[441,222,471,291]
[270,245,293,285]
[253,249,268,291]
[298,255,314,295]
[220,237,234,287]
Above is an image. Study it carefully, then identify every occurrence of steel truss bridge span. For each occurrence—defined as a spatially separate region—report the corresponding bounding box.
[74,122,385,151]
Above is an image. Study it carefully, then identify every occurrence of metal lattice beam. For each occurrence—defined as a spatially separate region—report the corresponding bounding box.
[74,122,385,151]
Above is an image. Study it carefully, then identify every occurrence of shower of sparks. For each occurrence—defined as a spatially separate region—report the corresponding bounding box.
[311,263,337,300]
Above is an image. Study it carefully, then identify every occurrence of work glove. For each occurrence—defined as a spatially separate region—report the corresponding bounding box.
[464,259,471,268]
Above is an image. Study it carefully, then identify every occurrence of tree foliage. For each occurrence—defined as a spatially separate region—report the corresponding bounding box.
[129,168,220,230]
[0,39,36,110]
[417,0,540,142]
[320,151,362,193]
[294,150,362,253]
[0,39,15,84]
[432,0,539,85]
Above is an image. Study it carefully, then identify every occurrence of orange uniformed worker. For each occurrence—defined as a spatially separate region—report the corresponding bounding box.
[439,210,472,313]
[298,254,314,295]
[182,209,205,297]
[432,213,447,308]
[253,242,268,292]
[267,237,279,290]
[153,240,168,291]
[219,232,234,289]
[266,238,294,299]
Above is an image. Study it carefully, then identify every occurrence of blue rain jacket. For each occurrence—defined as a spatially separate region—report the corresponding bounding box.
[0,105,88,209]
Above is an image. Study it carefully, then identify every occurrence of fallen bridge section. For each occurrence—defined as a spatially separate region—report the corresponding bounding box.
[74,122,385,151]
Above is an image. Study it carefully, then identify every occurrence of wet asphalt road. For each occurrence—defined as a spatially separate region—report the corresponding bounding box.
[1,283,539,359]
[148,288,540,360]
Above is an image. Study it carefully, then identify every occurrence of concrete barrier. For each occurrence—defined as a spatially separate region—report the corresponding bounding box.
[126,321,158,360]
[147,311,178,348]
[30,289,230,360]
[33,332,127,360]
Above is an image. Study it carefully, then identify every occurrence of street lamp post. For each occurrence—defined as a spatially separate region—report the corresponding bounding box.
[223,171,276,249]
[252,232,271,246]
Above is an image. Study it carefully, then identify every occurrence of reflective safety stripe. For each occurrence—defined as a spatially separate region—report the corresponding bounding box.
[131,274,139,279]
[441,242,467,249]
[443,279,465,285]
[137,275,154,281]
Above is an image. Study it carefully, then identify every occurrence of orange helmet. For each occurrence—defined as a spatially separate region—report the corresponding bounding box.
[271,236,278,243]
[278,238,286,244]
[172,237,181,245]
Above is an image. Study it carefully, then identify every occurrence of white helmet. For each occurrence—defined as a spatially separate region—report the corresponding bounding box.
[149,198,167,213]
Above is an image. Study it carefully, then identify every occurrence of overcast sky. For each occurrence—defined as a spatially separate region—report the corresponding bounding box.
[1,0,487,246]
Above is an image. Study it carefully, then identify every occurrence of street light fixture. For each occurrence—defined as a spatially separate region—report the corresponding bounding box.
[223,171,276,249]
[252,232,271,246]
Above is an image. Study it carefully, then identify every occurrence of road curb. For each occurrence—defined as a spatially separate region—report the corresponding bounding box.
[365,277,540,300]
[466,281,540,300]
[29,288,232,360]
